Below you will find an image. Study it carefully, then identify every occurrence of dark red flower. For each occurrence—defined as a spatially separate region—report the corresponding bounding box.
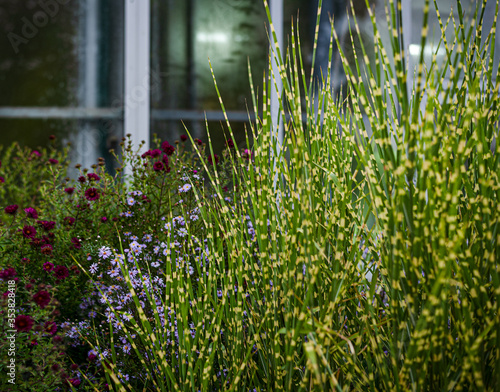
[195,138,203,146]
[141,150,152,158]
[52,335,63,344]
[0,176,4,183]
[4,204,18,214]
[22,257,30,263]
[242,149,253,160]
[153,161,164,171]
[150,149,162,157]
[33,290,51,309]
[71,237,82,249]
[161,141,175,155]
[48,158,59,164]
[162,154,169,165]
[14,315,34,332]
[53,265,69,280]
[22,225,37,238]
[24,207,38,219]
[64,217,75,226]
[70,364,79,371]
[226,139,234,148]
[64,187,75,195]
[44,321,58,335]
[38,220,55,231]
[88,354,97,362]
[68,378,81,386]
[180,134,188,142]
[49,134,56,140]
[78,176,86,183]
[84,188,100,201]
[51,363,61,372]
[41,244,53,255]
[208,154,219,165]
[101,216,108,223]
[87,173,100,182]
[0,268,17,281]
[31,150,41,157]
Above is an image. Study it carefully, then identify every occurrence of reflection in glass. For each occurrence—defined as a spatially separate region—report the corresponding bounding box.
[150,0,268,150]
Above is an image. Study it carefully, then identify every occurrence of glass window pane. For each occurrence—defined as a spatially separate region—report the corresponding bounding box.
[150,0,268,150]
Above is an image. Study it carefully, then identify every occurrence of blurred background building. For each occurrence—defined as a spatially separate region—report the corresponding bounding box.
[0,0,498,171]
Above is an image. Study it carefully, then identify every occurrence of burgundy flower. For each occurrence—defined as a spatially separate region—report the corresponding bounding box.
[25,284,32,290]
[38,220,55,231]
[84,188,100,201]
[88,353,97,362]
[242,149,253,160]
[161,141,175,155]
[40,244,53,256]
[101,216,108,223]
[44,321,58,335]
[226,139,235,148]
[150,149,162,158]
[208,154,219,165]
[48,158,59,164]
[141,150,152,158]
[71,237,81,249]
[53,265,69,280]
[0,176,4,183]
[68,378,81,387]
[49,134,56,140]
[22,225,37,238]
[64,187,75,195]
[24,207,38,219]
[22,257,30,263]
[153,161,164,171]
[162,154,169,166]
[31,150,41,157]
[78,176,86,183]
[4,204,18,215]
[51,363,61,373]
[14,315,34,333]
[180,134,188,142]
[195,138,203,146]
[0,268,17,281]
[87,173,100,182]
[64,217,75,226]
[33,290,51,309]
[52,335,63,344]
[70,364,79,371]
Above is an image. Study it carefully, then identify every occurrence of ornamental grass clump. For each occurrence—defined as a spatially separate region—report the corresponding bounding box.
[95,0,499,390]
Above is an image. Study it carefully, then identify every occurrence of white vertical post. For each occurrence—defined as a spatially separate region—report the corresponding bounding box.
[124,0,150,178]
[270,0,284,150]
[75,0,100,171]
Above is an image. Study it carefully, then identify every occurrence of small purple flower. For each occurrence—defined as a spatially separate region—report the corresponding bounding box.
[64,187,75,195]
[43,262,54,272]
[40,243,53,255]
[24,207,38,219]
[101,216,108,223]
[84,188,100,201]
[64,217,75,226]
[48,158,59,164]
[153,161,164,172]
[4,205,18,214]
[53,265,69,280]
[87,173,101,182]
[22,225,37,238]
